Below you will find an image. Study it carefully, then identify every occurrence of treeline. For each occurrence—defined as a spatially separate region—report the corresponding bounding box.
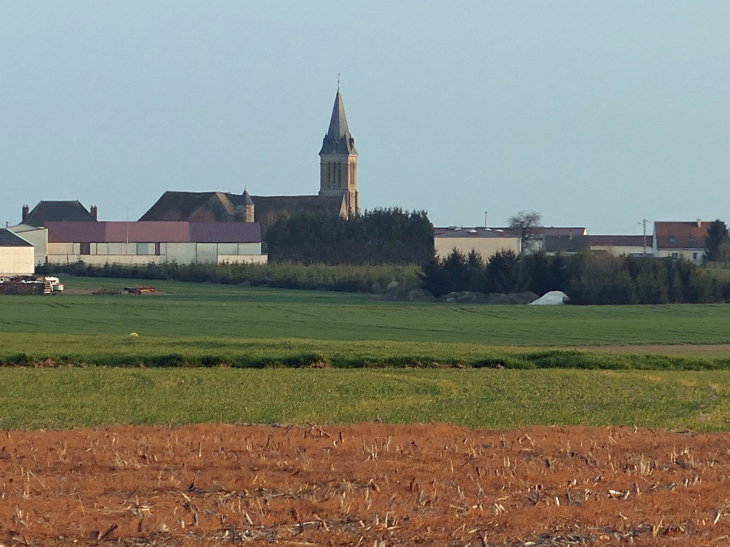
[36,261,419,294]
[265,208,434,265]
[421,250,727,304]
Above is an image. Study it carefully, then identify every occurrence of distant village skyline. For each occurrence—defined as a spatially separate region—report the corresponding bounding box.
[2,3,730,234]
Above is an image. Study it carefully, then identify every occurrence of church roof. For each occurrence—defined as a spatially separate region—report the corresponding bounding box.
[242,189,254,205]
[139,192,220,222]
[24,200,96,227]
[319,89,357,155]
[138,191,347,234]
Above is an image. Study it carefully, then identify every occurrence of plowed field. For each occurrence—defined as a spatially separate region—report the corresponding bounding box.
[1,423,730,546]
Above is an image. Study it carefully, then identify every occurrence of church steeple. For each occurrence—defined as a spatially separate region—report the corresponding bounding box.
[319,87,359,217]
[319,88,357,155]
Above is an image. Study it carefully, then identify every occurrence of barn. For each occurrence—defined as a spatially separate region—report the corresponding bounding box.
[0,229,35,276]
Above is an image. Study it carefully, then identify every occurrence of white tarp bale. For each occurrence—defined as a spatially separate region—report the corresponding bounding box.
[529,290,569,306]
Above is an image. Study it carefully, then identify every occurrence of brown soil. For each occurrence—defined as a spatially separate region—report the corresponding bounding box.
[1,424,730,546]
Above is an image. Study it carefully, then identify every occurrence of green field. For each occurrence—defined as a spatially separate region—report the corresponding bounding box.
[2,276,730,430]
[0,367,728,431]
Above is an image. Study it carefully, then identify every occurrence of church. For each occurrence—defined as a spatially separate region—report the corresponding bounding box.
[139,88,359,235]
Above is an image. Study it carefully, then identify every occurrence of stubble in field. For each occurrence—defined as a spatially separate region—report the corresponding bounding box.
[1,423,730,546]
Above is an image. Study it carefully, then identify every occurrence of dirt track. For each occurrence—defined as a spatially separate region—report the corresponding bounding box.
[1,423,730,546]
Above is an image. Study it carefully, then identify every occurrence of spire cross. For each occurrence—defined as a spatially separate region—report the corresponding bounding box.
[337,73,341,89]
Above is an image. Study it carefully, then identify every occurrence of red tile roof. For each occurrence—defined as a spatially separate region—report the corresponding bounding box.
[654,221,708,249]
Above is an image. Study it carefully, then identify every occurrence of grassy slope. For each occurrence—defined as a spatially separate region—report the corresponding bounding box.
[0,367,728,431]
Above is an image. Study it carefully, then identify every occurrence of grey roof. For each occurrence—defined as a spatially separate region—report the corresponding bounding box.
[242,189,254,205]
[139,192,220,222]
[0,228,33,247]
[434,227,520,239]
[24,200,96,227]
[590,235,653,247]
[319,89,357,155]
[251,195,346,234]
[544,234,591,253]
[139,191,346,235]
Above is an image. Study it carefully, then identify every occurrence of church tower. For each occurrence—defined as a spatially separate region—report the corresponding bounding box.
[319,87,358,216]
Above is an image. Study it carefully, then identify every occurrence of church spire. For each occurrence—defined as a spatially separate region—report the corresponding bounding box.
[319,88,357,155]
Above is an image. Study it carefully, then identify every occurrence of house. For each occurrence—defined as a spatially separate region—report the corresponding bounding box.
[433,227,521,260]
[0,229,35,276]
[21,200,97,226]
[653,221,708,265]
[45,221,266,266]
[543,234,591,255]
[590,235,653,257]
[140,88,359,236]
[11,201,99,266]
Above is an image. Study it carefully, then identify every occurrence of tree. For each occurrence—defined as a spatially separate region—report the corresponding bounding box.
[507,210,542,252]
[704,220,729,263]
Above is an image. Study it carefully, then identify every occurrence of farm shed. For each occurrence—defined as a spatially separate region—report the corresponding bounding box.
[433,227,521,260]
[9,224,48,266]
[45,221,267,266]
[0,229,35,276]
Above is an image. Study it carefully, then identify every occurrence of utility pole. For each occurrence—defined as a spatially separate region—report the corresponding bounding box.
[484,211,488,228]
[642,219,648,255]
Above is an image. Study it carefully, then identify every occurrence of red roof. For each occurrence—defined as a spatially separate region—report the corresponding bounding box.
[654,221,709,249]
[46,222,261,244]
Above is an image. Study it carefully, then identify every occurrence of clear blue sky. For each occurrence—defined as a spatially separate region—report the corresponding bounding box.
[2,2,729,234]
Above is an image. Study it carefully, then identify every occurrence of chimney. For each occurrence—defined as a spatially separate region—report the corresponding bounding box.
[697,219,702,228]
[91,205,98,221]
[22,204,29,223]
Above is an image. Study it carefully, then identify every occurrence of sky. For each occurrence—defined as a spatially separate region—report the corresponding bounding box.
[1,2,729,234]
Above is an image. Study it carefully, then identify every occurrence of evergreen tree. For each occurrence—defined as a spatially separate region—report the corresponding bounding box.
[704,220,729,263]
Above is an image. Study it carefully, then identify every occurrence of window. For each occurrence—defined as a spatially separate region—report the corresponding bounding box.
[79,242,91,255]
[669,236,676,244]
[155,243,161,256]
[693,252,698,260]
[136,243,149,255]
[671,252,679,259]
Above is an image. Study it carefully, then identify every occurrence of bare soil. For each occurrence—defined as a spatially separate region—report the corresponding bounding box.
[1,423,730,546]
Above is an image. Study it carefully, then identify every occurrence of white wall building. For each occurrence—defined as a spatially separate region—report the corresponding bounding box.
[0,229,35,276]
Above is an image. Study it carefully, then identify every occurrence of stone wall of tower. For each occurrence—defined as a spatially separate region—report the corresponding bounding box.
[244,203,254,223]
[319,153,358,217]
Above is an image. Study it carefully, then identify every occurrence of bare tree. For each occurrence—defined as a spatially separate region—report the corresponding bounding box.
[508,210,543,251]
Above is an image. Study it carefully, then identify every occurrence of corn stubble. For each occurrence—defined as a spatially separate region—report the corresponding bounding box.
[0,423,729,546]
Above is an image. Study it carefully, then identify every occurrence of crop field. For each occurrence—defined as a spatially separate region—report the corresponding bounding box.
[3,276,730,544]
[2,423,730,546]
[1,367,730,431]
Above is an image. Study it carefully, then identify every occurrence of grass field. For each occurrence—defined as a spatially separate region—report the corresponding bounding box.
[1,367,728,431]
[3,276,730,346]
[2,275,730,430]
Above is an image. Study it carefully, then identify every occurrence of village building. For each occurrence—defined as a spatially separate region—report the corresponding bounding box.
[590,235,653,257]
[653,221,708,265]
[433,227,521,260]
[44,221,265,266]
[0,228,35,276]
[140,88,359,236]
[10,201,99,266]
